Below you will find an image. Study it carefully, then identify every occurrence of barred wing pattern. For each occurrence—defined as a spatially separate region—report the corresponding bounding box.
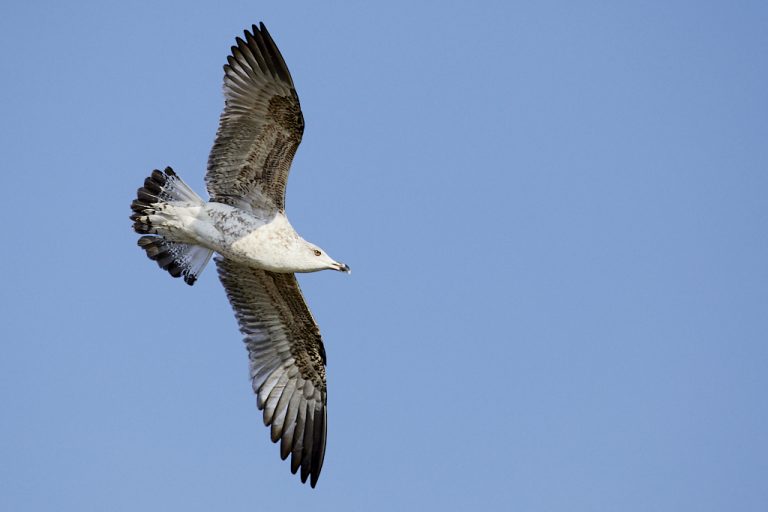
[216,257,327,487]
[206,23,304,212]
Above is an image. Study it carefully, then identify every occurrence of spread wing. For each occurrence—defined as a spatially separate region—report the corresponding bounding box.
[216,257,327,487]
[206,23,304,212]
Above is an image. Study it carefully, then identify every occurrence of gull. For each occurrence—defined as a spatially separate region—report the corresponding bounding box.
[129,22,348,488]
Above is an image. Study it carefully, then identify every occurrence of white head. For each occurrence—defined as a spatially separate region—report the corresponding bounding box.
[294,240,350,274]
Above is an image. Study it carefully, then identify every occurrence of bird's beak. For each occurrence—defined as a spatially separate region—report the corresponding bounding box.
[334,262,351,274]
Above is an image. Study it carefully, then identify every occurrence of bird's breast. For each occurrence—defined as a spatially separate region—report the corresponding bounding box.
[202,204,301,271]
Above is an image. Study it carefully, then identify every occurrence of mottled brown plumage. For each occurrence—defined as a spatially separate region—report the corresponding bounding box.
[216,257,327,486]
[206,23,329,488]
[206,23,304,212]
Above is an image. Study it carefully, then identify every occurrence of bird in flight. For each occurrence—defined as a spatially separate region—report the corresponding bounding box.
[130,22,349,488]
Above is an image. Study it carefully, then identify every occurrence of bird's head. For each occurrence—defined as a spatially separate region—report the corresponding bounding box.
[301,242,350,274]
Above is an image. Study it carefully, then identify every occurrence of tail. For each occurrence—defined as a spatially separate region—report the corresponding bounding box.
[130,167,213,286]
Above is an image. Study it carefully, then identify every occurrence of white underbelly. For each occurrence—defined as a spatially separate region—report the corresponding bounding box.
[184,202,300,270]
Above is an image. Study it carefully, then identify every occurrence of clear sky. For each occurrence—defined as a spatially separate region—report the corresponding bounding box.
[1,1,766,510]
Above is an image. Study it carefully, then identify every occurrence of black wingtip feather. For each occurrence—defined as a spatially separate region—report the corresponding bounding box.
[233,22,293,88]
[299,402,316,484]
[310,407,326,488]
[250,27,277,80]
[258,22,292,86]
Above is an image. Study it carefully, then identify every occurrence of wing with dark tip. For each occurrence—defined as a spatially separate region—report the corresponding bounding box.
[216,256,327,487]
[206,22,304,212]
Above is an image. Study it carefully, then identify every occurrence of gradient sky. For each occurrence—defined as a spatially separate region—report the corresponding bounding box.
[1,1,767,510]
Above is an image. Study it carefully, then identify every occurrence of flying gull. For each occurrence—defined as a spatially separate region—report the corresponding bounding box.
[130,22,349,488]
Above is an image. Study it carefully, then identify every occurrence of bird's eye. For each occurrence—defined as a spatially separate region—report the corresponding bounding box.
[313,249,321,256]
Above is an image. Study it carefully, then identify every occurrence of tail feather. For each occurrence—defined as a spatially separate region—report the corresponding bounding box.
[131,167,214,286]
[137,236,213,286]
[130,167,202,233]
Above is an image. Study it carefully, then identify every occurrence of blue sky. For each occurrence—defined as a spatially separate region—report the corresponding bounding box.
[1,1,766,510]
